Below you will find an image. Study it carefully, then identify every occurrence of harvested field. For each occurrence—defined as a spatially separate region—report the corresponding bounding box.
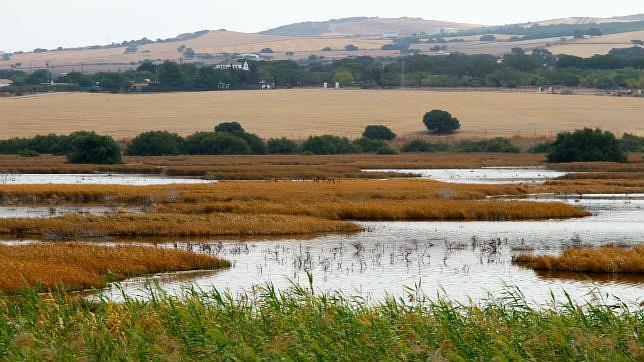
[547,30,644,57]
[514,245,644,274]
[0,243,229,293]
[1,89,642,139]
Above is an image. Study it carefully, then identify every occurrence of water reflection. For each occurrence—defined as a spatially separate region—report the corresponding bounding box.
[363,167,568,184]
[0,173,212,185]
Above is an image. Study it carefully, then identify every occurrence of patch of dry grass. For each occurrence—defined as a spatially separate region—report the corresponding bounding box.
[0,243,229,293]
[0,213,361,238]
[513,245,644,274]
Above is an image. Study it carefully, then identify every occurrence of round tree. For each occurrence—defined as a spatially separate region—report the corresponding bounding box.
[67,131,122,164]
[423,110,461,134]
[214,122,245,135]
[363,125,396,140]
[267,138,298,154]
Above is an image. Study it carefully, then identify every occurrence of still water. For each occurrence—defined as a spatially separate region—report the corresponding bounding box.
[101,196,643,305]
[0,173,212,185]
[364,167,568,184]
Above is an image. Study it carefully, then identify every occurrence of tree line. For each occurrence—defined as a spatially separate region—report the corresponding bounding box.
[1,47,642,95]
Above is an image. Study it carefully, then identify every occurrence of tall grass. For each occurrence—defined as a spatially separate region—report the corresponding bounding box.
[0,243,229,293]
[514,245,644,274]
[0,285,640,360]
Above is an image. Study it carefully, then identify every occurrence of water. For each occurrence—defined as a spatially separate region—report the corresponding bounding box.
[0,173,213,185]
[363,167,568,184]
[100,196,644,305]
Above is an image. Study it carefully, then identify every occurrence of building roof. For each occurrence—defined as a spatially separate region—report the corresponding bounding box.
[0,79,13,86]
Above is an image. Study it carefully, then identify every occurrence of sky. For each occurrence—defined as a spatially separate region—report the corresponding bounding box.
[1,0,643,52]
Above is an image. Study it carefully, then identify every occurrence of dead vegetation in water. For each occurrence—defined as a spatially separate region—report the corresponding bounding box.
[0,213,361,238]
[0,243,229,293]
[513,245,644,274]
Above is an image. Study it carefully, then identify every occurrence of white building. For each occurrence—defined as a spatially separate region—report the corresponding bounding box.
[215,60,249,71]
[0,79,13,88]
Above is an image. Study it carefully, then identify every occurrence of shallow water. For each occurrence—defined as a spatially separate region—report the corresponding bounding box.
[0,206,140,218]
[100,196,644,305]
[0,173,212,185]
[363,167,567,184]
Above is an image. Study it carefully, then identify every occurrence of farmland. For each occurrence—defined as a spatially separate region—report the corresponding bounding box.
[1,89,642,139]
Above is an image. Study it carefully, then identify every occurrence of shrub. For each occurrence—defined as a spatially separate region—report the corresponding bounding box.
[67,131,122,164]
[528,141,554,154]
[620,133,644,152]
[126,131,185,156]
[353,138,388,153]
[376,145,397,155]
[362,125,396,140]
[344,44,359,51]
[454,138,520,153]
[267,138,299,154]
[423,110,461,134]
[300,135,361,155]
[480,34,497,41]
[185,132,251,155]
[547,128,627,163]
[239,133,267,154]
[17,149,39,157]
[400,140,449,153]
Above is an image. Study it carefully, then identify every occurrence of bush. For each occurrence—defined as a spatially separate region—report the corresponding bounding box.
[362,125,396,140]
[185,132,251,155]
[528,141,554,154]
[454,138,520,153]
[400,140,449,153]
[126,131,185,156]
[344,44,359,51]
[480,35,497,41]
[214,122,266,154]
[353,138,388,153]
[267,138,299,154]
[547,128,627,163]
[376,145,397,155]
[300,135,361,155]
[18,149,40,157]
[67,131,122,164]
[620,133,644,152]
[423,110,461,134]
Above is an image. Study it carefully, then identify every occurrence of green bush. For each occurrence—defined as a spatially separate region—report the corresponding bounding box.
[214,122,245,135]
[67,131,122,164]
[454,138,520,153]
[17,149,40,157]
[547,128,626,163]
[353,137,388,153]
[423,110,461,134]
[0,134,71,155]
[126,131,185,156]
[214,122,266,154]
[300,135,361,155]
[400,140,449,153]
[619,133,644,152]
[528,141,554,154]
[362,125,396,140]
[267,138,299,154]
[185,132,251,155]
[376,145,397,155]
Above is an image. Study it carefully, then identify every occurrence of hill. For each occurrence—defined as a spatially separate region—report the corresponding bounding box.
[261,17,480,36]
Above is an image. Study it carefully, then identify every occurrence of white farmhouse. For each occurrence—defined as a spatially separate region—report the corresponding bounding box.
[215,60,249,71]
[0,79,13,88]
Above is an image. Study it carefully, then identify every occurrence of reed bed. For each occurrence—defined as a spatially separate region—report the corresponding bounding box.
[168,199,590,221]
[0,286,640,360]
[0,243,229,293]
[0,213,361,238]
[514,245,644,274]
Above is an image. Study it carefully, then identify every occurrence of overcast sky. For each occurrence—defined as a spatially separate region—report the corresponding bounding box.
[2,0,643,52]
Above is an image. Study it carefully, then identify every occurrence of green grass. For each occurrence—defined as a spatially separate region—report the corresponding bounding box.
[0,283,641,361]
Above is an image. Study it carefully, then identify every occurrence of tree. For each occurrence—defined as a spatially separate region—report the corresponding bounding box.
[126,131,185,156]
[67,131,122,164]
[300,135,360,154]
[362,125,396,140]
[344,44,359,51]
[321,47,332,51]
[423,110,461,134]
[215,122,245,135]
[267,138,298,154]
[547,128,626,163]
[333,71,354,85]
[260,48,274,53]
[479,35,497,41]
[400,140,448,153]
[353,137,387,153]
[158,61,187,89]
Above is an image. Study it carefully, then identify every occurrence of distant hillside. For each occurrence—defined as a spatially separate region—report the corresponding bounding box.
[261,17,479,36]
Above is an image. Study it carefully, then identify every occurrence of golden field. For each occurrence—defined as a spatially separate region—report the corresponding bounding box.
[0,243,229,293]
[1,89,642,139]
[514,245,644,274]
[547,30,644,57]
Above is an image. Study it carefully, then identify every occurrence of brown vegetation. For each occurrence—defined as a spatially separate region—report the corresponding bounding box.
[0,213,361,238]
[513,245,644,274]
[0,243,229,293]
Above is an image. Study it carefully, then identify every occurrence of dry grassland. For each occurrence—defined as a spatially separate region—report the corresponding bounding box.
[514,245,644,274]
[1,89,642,139]
[547,30,644,57]
[0,243,229,293]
